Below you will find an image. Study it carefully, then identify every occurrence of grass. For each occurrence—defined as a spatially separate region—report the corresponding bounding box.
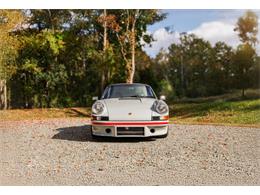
[0,89,259,127]
[169,89,260,127]
[169,99,260,127]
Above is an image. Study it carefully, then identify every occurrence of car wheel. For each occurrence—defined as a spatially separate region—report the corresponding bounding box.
[90,126,98,139]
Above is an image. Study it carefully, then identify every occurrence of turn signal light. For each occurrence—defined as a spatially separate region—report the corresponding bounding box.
[160,115,169,120]
[152,115,169,121]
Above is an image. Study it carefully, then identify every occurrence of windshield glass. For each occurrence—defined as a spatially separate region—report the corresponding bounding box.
[102,84,156,99]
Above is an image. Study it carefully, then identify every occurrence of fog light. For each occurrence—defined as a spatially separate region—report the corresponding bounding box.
[105,128,111,133]
[150,129,155,133]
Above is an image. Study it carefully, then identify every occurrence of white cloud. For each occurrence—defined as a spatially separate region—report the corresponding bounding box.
[189,19,260,53]
[144,19,260,57]
[143,28,180,58]
[188,21,240,47]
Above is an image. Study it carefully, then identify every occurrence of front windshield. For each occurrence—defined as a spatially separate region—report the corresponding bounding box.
[102,85,156,99]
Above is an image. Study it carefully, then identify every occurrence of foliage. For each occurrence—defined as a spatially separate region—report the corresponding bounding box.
[0,9,259,109]
[99,10,166,83]
[0,10,24,79]
[233,11,258,97]
[232,43,257,96]
[234,10,258,46]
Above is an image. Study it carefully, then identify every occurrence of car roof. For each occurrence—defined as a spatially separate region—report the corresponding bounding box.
[107,83,151,87]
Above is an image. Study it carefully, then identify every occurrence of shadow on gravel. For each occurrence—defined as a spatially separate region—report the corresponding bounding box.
[52,125,156,143]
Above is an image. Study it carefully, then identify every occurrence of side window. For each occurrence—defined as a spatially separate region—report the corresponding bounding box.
[146,86,156,98]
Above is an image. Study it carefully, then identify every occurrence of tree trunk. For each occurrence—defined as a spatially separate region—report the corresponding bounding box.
[180,54,184,96]
[128,10,139,84]
[129,24,136,84]
[47,9,54,32]
[4,80,7,109]
[242,88,245,98]
[7,81,11,109]
[0,80,4,109]
[103,10,108,51]
[241,68,246,98]
[126,61,132,83]
[0,80,7,109]
[101,9,108,91]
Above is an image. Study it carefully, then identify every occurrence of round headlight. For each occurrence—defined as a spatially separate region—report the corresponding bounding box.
[155,100,168,114]
[92,102,105,115]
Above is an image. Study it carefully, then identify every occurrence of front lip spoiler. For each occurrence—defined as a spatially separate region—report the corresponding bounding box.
[91,121,169,126]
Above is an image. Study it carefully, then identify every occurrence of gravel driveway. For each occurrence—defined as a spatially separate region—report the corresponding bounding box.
[0,118,259,185]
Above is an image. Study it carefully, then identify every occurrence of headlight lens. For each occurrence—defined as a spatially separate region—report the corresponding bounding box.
[92,102,105,115]
[154,100,168,114]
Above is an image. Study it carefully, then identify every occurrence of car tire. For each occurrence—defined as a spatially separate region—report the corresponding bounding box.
[90,126,98,139]
[91,132,98,138]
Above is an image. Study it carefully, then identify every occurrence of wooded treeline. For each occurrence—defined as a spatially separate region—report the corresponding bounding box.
[0,10,259,109]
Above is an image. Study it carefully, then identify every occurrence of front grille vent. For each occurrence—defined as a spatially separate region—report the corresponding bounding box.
[117,127,144,136]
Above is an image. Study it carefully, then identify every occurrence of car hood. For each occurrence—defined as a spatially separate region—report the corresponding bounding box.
[103,98,156,121]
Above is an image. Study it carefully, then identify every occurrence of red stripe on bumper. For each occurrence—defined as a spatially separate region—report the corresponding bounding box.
[91,121,169,126]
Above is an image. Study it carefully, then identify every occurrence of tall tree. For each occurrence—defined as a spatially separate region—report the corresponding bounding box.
[234,10,258,97]
[233,43,256,97]
[211,42,234,92]
[0,10,24,109]
[234,10,258,47]
[28,10,71,31]
[97,9,114,91]
[106,10,166,83]
[168,34,213,97]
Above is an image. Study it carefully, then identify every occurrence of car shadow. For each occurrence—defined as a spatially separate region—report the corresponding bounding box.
[52,125,156,143]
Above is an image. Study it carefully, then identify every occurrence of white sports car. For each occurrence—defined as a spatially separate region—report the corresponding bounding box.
[91,83,169,138]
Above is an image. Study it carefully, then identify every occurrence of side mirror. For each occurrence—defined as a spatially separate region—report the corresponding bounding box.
[92,96,98,101]
[159,95,166,101]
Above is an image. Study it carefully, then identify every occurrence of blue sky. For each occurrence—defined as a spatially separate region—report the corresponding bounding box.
[148,9,226,32]
[144,9,260,57]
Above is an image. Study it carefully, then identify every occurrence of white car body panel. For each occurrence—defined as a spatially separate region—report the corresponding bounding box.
[91,83,169,138]
[103,98,154,121]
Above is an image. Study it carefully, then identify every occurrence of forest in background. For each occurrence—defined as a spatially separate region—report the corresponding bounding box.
[0,9,259,109]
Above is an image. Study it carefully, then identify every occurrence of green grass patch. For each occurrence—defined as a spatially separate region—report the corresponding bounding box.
[170,98,260,126]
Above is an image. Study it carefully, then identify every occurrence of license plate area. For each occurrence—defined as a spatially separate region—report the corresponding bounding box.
[116,127,144,136]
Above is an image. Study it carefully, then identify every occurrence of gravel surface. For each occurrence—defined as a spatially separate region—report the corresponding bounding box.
[0,118,259,185]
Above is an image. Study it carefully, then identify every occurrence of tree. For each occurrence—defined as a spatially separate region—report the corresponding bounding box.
[97,9,117,92]
[168,34,214,97]
[234,10,258,97]
[211,42,234,93]
[234,10,258,47]
[0,10,24,109]
[28,10,72,31]
[233,43,256,97]
[17,30,67,108]
[105,10,166,83]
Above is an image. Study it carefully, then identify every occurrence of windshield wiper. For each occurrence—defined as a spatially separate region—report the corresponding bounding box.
[119,95,154,99]
[130,95,155,98]
[118,95,140,99]
[140,96,154,98]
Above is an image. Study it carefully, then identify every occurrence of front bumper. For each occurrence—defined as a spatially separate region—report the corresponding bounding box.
[91,121,169,137]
